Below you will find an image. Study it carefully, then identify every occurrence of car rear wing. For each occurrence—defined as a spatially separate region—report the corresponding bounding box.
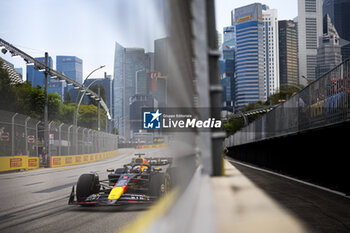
[146,157,173,166]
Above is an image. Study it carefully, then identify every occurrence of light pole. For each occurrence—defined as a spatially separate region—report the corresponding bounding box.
[73,65,105,126]
[301,75,312,85]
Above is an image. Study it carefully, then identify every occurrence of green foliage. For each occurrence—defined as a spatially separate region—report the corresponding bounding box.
[48,92,62,121]
[266,85,304,105]
[0,60,16,110]
[78,104,106,130]
[1,62,107,130]
[223,85,304,137]
[64,91,72,104]
[58,103,75,124]
[241,101,266,112]
[88,84,106,106]
[223,118,244,136]
[111,127,118,135]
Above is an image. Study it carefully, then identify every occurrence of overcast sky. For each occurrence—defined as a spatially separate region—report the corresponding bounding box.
[215,0,298,33]
[0,0,297,81]
[0,0,166,80]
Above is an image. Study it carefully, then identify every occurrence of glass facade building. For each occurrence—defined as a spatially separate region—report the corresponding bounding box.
[323,0,350,61]
[56,56,83,103]
[56,56,83,84]
[113,42,146,140]
[83,73,113,111]
[262,7,280,97]
[316,14,342,78]
[234,3,265,109]
[297,0,323,84]
[26,56,53,88]
[279,20,299,86]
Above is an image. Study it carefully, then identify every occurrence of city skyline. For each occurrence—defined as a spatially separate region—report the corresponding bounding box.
[215,0,298,33]
[0,0,167,81]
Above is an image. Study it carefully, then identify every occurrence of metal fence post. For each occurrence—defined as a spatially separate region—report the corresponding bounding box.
[88,129,92,154]
[58,123,64,156]
[36,121,41,157]
[24,116,30,156]
[47,121,53,167]
[11,113,18,156]
[83,128,87,154]
[75,127,80,155]
[67,125,73,155]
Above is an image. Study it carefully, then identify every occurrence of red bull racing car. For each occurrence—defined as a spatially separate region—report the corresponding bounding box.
[68,154,174,206]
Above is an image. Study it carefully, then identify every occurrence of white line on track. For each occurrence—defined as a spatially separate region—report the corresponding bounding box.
[227,158,350,200]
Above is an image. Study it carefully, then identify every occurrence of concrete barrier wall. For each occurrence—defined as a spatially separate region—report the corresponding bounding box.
[0,156,39,172]
[50,149,118,168]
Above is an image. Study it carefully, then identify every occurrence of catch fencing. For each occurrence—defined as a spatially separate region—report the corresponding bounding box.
[225,58,350,147]
[0,109,118,166]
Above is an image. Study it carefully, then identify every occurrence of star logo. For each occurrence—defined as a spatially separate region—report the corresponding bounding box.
[150,109,162,122]
[143,109,162,129]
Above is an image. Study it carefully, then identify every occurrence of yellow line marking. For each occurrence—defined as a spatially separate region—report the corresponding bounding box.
[118,188,179,233]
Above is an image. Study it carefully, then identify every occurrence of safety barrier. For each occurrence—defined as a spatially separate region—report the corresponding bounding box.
[136,144,168,149]
[50,149,118,168]
[0,156,39,172]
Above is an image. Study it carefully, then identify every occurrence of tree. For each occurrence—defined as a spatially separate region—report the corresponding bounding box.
[77,104,106,130]
[48,92,62,121]
[223,86,305,137]
[0,60,16,111]
[266,85,304,105]
[111,127,118,135]
[58,103,75,124]
[64,91,72,104]
[241,101,266,112]
[88,84,106,106]
[223,118,244,136]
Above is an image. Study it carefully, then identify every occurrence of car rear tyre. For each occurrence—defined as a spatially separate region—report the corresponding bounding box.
[76,173,100,202]
[149,173,166,197]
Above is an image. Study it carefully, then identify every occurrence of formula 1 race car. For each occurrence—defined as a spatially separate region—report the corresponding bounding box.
[68,154,175,206]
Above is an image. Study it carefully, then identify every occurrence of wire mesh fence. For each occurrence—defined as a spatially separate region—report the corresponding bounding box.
[0,109,118,165]
[225,58,350,147]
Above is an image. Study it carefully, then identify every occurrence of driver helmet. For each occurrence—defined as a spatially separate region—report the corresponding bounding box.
[132,165,141,173]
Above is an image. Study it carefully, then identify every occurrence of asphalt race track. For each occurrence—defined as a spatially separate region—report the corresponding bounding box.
[0,148,168,233]
[230,160,350,233]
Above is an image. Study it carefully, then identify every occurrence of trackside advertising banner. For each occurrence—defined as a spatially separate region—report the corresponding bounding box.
[0,156,39,172]
[50,150,119,168]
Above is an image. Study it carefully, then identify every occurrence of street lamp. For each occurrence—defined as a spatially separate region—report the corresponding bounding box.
[73,65,105,126]
[301,75,312,85]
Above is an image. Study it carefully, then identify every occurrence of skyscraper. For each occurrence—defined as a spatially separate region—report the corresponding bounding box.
[262,7,280,97]
[323,0,350,61]
[26,56,67,102]
[279,20,299,86]
[113,42,146,140]
[221,26,236,111]
[83,73,113,111]
[57,56,83,103]
[154,38,169,76]
[297,0,323,84]
[56,56,83,84]
[316,14,342,78]
[153,38,169,108]
[26,56,53,88]
[234,3,265,108]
